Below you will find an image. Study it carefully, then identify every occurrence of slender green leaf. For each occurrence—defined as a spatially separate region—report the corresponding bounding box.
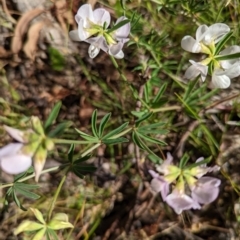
[148,154,163,164]
[139,122,165,130]
[215,52,240,61]
[47,228,58,240]
[131,111,146,118]
[185,156,212,169]
[120,0,126,10]
[14,171,29,182]
[72,170,85,179]
[132,132,162,159]
[91,110,99,138]
[73,155,92,164]
[75,128,92,137]
[102,137,129,145]
[138,129,168,134]
[152,83,167,103]
[15,187,40,200]
[107,19,130,33]
[75,128,99,142]
[14,182,39,190]
[73,165,97,172]
[183,78,198,101]
[102,122,129,139]
[135,112,153,126]
[68,144,75,162]
[144,82,150,103]
[6,187,13,197]
[137,132,167,145]
[179,153,190,169]
[215,31,233,55]
[98,113,111,137]
[13,190,27,211]
[132,132,145,150]
[44,102,62,130]
[47,121,72,137]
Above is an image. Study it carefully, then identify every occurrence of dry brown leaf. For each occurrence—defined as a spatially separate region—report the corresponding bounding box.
[23,21,45,60]
[0,46,12,58]
[1,0,17,24]
[11,8,45,54]
[54,0,74,32]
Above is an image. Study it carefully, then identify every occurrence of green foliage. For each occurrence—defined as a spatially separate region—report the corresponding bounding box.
[76,110,129,145]
[61,144,96,179]
[48,47,66,71]
[4,169,40,211]
[44,102,62,130]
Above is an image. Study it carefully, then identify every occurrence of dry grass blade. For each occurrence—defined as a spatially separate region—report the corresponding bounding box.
[23,21,45,60]
[11,8,45,54]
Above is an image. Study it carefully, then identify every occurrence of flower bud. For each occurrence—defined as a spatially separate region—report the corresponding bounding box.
[31,228,46,240]
[30,208,46,224]
[33,145,48,182]
[21,138,42,157]
[48,213,73,230]
[31,116,45,136]
[14,221,44,235]
[163,166,181,183]
[43,138,55,151]
[104,33,117,45]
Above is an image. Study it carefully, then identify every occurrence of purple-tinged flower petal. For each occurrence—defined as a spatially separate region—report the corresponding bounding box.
[223,61,240,78]
[78,19,91,41]
[220,45,240,64]
[93,8,111,27]
[75,4,94,24]
[149,170,170,200]
[85,36,109,53]
[191,176,221,204]
[212,71,231,88]
[109,42,124,58]
[195,25,208,42]
[193,157,220,178]
[114,16,130,40]
[111,50,124,59]
[0,143,32,174]
[156,152,173,175]
[88,45,100,58]
[4,125,25,143]
[184,60,208,82]
[0,143,23,158]
[181,36,201,53]
[165,189,196,214]
[203,23,230,45]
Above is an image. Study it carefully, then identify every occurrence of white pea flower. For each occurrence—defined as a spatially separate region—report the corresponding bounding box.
[211,45,240,88]
[0,143,32,175]
[69,4,130,59]
[0,118,55,182]
[181,23,230,54]
[182,23,240,89]
[149,153,221,214]
[0,126,33,174]
[184,60,208,82]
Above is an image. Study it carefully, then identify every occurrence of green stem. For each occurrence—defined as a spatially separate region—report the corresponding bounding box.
[149,49,186,89]
[47,174,67,222]
[0,166,60,189]
[84,217,101,240]
[108,127,132,139]
[53,139,98,145]
[151,105,182,113]
[81,143,101,156]
[109,56,149,109]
